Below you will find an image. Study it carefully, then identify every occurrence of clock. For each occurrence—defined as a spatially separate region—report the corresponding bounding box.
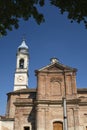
[17,75,24,82]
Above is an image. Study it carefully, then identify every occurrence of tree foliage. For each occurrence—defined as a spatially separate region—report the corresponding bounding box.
[0,0,87,36]
[51,0,87,25]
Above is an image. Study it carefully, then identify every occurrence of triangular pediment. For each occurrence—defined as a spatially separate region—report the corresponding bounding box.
[35,62,77,73]
[44,63,64,72]
[48,65,61,70]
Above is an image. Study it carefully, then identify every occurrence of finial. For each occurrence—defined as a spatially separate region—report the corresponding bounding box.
[22,34,26,42]
[50,57,59,64]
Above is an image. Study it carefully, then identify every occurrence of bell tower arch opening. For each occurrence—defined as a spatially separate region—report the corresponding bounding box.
[19,58,24,69]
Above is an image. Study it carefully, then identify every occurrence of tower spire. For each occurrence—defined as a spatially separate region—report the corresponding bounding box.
[18,38,28,50]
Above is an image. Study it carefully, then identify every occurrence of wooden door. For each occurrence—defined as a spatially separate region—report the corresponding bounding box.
[53,122,63,130]
[86,126,87,130]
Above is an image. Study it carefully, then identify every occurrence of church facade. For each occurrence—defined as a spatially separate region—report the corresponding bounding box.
[0,40,87,130]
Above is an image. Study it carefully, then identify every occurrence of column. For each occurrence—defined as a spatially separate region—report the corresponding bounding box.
[73,107,79,130]
[36,107,45,130]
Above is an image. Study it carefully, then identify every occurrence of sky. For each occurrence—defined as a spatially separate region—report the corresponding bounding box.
[0,3,87,115]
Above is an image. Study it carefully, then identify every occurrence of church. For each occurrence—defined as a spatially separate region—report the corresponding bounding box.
[0,40,87,130]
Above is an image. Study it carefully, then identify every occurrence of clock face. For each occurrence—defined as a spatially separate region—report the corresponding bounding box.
[17,75,24,82]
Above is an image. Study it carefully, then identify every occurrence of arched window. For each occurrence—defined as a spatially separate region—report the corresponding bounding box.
[19,59,24,69]
[53,121,63,130]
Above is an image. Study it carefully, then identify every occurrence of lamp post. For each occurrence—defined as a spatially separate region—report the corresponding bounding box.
[63,71,68,130]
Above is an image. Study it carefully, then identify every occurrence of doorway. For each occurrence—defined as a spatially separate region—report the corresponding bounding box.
[24,126,30,130]
[53,121,63,130]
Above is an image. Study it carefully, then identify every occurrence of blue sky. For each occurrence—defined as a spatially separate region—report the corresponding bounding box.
[0,3,87,115]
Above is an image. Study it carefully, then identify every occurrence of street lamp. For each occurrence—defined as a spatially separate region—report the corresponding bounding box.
[63,71,68,130]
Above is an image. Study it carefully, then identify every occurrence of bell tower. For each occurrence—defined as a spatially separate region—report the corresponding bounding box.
[14,39,29,91]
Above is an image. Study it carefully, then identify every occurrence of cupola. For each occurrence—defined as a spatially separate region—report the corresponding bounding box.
[17,39,29,54]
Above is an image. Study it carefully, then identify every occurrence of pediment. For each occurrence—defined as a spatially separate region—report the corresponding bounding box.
[44,64,64,72]
[35,62,77,74]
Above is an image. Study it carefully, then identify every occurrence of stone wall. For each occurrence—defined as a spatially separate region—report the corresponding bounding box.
[0,120,14,130]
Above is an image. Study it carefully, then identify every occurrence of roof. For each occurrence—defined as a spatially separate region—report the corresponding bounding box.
[0,116,14,121]
[18,39,28,49]
[77,88,87,93]
[7,88,36,95]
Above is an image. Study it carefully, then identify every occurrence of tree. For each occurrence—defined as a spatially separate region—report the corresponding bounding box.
[51,0,87,26]
[0,0,87,36]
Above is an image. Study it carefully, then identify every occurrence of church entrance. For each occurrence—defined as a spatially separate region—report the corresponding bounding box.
[53,121,63,130]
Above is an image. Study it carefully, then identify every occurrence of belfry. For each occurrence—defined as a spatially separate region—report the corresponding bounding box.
[0,40,87,130]
[14,39,29,91]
